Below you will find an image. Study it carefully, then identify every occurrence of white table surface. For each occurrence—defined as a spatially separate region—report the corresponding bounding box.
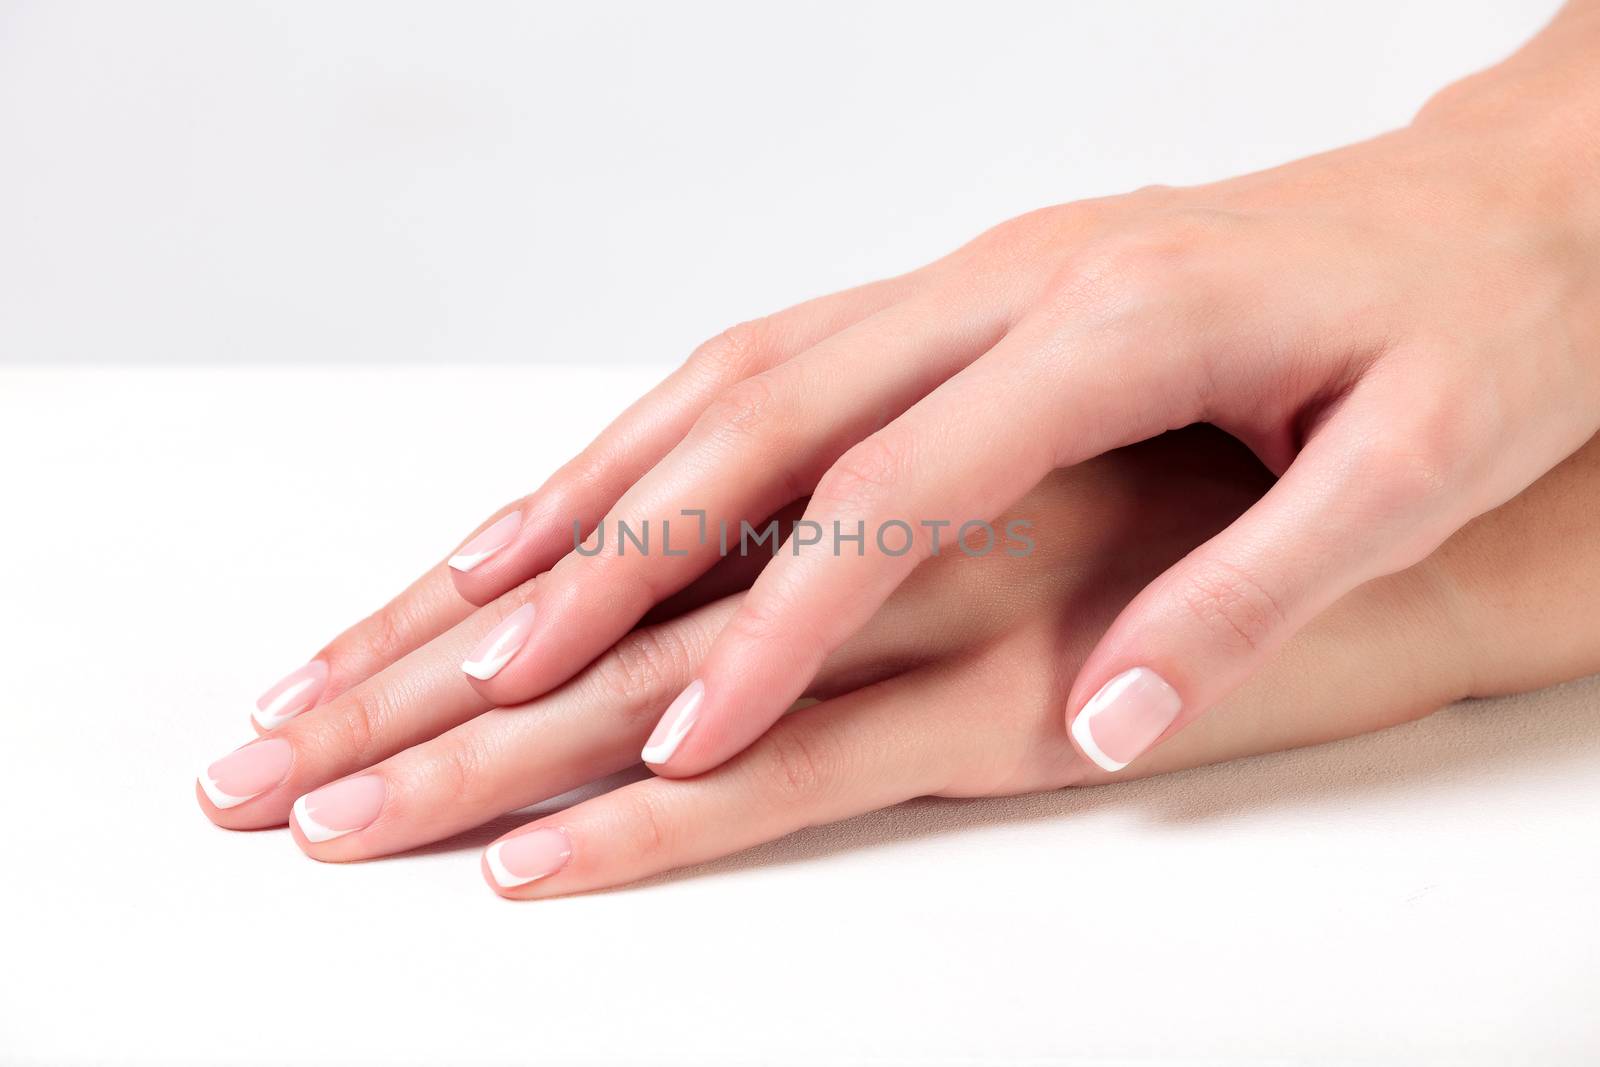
[2,367,1597,1065]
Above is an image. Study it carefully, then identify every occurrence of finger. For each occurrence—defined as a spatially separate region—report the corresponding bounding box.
[208,520,967,839]
[287,598,737,858]
[443,274,925,607]
[645,281,1218,776]
[255,498,804,734]
[288,521,1014,860]
[458,282,1008,708]
[478,664,964,899]
[255,276,920,730]
[637,499,809,624]
[1063,381,1530,773]
[199,585,541,827]
[251,562,476,731]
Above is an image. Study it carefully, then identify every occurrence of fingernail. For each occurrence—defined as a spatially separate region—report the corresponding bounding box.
[293,775,386,843]
[1071,667,1182,772]
[198,738,293,809]
[641,679,704,765]
[461,603,537,680]
[448,512,523,573]
[253,660,329,729]
[486,827,572,888]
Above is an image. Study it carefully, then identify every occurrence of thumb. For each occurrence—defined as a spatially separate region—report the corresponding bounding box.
[1065,410,1472,773]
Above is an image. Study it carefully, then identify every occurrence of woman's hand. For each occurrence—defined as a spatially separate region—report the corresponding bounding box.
[200,427,1600,896]
[243,4,1600,779]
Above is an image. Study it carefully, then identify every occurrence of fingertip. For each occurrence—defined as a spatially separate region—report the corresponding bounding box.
[195,779,246,828]
[482,828,574,899]
[639,679,705,774]
[194,778,283,832]
[481,843,520,899]
[194,780,225,823]
[447,510,524,575]
[286,806,319,858]
[1068,666,1182,773]
[459,603,538,683]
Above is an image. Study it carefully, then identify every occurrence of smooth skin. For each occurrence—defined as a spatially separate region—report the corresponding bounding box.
[248,1,1600,778]
[200,426,1600,897]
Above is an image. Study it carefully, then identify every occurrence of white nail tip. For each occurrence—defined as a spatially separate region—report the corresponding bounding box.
[253,698,306,731]
[252,707,288,731]
[460,604,536,681]
[198,771,256,810]
[447,549,495,572]
[1070,668,1176,773]
[254,673,322,730]
[447,514,523,572]
[461,649,516,681]
[485,841,553,889]
[292,795,353,843]
[641,681,704,765]
[1070,704,1128,773]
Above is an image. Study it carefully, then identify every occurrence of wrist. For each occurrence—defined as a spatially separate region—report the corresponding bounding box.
[1410,12,1600,243]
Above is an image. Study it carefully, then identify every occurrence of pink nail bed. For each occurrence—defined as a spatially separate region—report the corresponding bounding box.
[1070,667,1182,772]
[486,828,572,889]
[448,512,523,573]
[254,660,329,729]
[461,603,536,680]
[198,738,293,809]
[293,776,386,843]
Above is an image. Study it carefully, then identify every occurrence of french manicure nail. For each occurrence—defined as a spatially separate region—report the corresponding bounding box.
[253,660,329,729]
[641,679,704,765]
[198,738,293,809]
[486,828,572,888]
[293,775,386,843]
[1070,667,1182,772]
[448,512,523,572]
[461,603,536,680]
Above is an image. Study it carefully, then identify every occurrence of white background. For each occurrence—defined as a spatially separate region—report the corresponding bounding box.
[3,2,1597,1065]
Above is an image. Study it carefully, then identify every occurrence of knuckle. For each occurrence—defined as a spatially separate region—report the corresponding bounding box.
[686,319,770,382]
[557,446,612,499]
[316,684,387,764]
[593,623,694,716]
[687,375,810,504]
[1351,406,1470,523]
[577,549,662,618]
[620,787,677,858]
[696,373,787,447]
[323,602,409,675]
[963,207,1059,261]
[1057,210,1223,313]
[1365,439,1453,515]
[721,596,790,648]
[760,721,841,804]
[1178,558,1287,656]
[429,732,495,809]
[814,434,911,514]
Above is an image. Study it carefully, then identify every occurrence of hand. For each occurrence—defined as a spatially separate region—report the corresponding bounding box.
[199,427,1600,896]
[237,6,1600,777]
